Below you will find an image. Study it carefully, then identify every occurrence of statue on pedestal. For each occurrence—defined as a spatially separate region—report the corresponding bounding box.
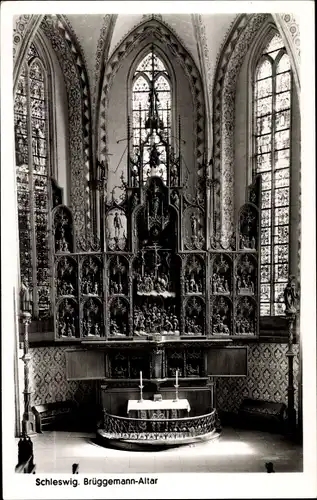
[114,212,123,240]
[284,276,299,315]
[20,282,32,313]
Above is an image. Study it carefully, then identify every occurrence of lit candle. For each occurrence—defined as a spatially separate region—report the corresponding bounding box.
[176,369,178,386]
[140,371,143,387]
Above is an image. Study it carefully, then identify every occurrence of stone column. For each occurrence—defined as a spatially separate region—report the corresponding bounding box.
[20,311,36,435]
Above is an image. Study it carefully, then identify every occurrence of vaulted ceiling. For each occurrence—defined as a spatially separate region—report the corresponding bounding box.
[13,12,301,118]
[63,13,238,96]
[65,14,107,91]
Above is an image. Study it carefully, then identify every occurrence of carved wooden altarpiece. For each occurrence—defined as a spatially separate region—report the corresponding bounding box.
[51,53,261,383]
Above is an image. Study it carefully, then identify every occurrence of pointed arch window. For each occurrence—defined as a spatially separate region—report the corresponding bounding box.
[131,49,172,183]
[14,43,51,319]
[253,33,292,316]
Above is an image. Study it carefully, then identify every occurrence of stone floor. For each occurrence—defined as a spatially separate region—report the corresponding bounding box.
[21,426,303,474]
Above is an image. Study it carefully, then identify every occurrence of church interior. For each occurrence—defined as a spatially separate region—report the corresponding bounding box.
[6,11,309,477]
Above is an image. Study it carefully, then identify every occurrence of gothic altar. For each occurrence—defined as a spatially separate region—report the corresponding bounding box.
[48,54,261,445]
[52,145,261,343]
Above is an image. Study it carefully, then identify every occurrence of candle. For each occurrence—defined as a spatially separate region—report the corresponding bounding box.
[176,369,178,386]
[140,371,143,387]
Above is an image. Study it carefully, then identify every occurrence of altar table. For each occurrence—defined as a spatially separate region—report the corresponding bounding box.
[127,399,191,419]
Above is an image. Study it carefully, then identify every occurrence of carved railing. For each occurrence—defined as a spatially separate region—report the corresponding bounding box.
[102,409,217,440]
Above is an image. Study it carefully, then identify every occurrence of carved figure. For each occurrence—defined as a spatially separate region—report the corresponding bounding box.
[189,277,198,293]
[134,302,178,335]
[57,227,69,252]
[190,213,199,238]
[149,144,161,169]
[213,314,230,334]
[110,318,126,336]
[170,164,178,186]
[113,212,123,239]
[236,316,253,334]
[187,364,200,376]
[152,193,160,218]
[240,234,256,250]
[20,282,32,313]
[171,190,179,209]
[59,301,76,337]
[131,165,139,187]
[237,273,254,295]
[284,276,299,314]
[97,159,108,184]
[185,316,202,335]
[212,273,218,293]
[213,273,230,294]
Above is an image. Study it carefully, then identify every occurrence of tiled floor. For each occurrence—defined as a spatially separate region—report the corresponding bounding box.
[22,426,303,474]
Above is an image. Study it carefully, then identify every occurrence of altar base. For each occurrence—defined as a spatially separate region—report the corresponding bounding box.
[96,408,220,450]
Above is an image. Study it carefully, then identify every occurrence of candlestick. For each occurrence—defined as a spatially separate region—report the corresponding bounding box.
[173,384,179,402]
[173,369,179,402]
[138,384,144,403]
[138,371,144,402]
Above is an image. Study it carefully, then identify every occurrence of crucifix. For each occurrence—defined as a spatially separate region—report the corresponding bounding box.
[153,245,161,279]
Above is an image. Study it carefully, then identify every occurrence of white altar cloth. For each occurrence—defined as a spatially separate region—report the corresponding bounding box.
[127,399,190,414]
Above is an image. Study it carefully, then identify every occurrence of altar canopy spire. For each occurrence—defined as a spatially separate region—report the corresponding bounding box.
[132,46,171,184]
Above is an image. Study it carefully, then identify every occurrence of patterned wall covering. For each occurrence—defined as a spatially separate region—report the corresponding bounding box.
[28,344,299,417]
[217,343,300,413]
[29,346,95,406]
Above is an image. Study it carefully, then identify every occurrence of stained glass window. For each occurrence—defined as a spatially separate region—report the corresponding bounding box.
[132,49,171,183]
[253,33,292,316]
[14,44,51,319]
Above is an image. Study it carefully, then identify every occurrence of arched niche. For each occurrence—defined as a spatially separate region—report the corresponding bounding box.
[110,352,129,379]
[133,295,179,337]
[108,255,129,296]
[109,296,129,337]
[134,180,178,250]
[183,206,205,251]
[184,254,205,295]
[53,205,74,253]
[55,255,77,297]
[82,297,103,337]
[211,296,232,336]
[55,297,79,338]
[236,253,257,297]
[100,18,206,203]
[133,250,180,298]
[211,253,233,295]
[106,208,127,251]
[237,203,259,251]
[236,296,257,335]
[80,255,103,296]
[184,296,205,336]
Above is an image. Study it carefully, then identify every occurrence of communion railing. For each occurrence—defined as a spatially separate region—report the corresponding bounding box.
[102,409,217,439]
